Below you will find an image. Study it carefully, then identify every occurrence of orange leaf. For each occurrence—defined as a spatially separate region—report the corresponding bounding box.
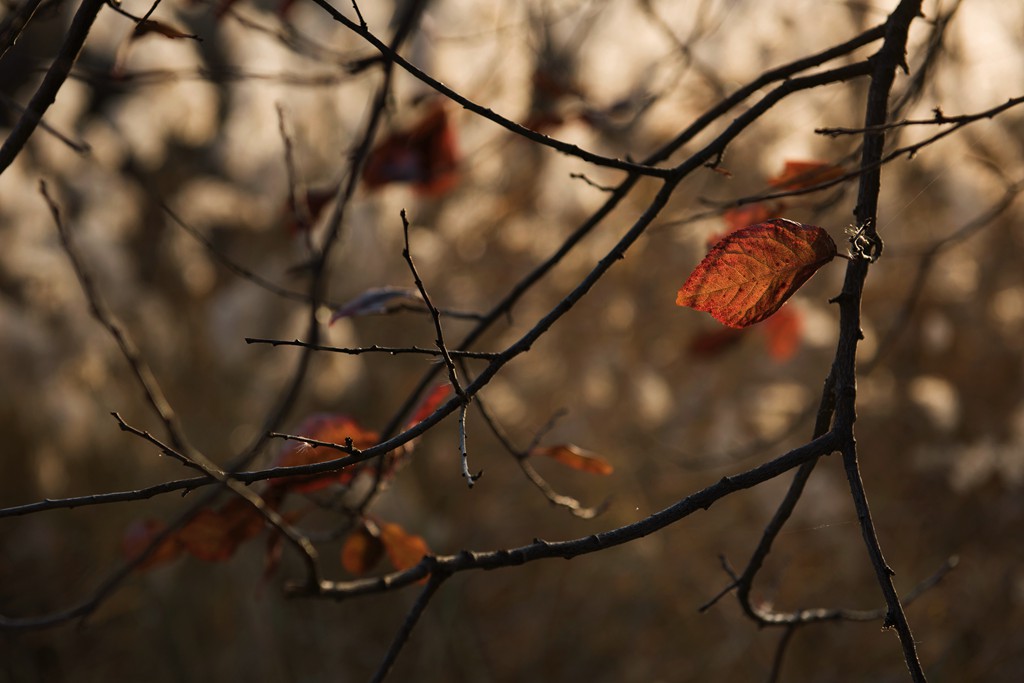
[676,218,836,328]
[362,101,459,196]
[379,522,430,572]
[721,201,783,233]
[122,519,182,570]
[406,384,453,428]
[177,499,265,562]
[689,327,746,358]
[269,414,380,494]
[530,444,614,475]
[282,186,337,236]
[760,306,802,361]
[768,160,844,191]
[340,522,386,575]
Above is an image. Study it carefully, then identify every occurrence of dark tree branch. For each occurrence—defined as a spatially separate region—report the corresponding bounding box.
[734,373,836,625]
[400,208,478,487]
[817,94,1024,137]
[369,569,447,683]
[0,92,91,154]
[0,0,45,60]
[830,2,928,680]
[0,0,107,175]
[288,432,840,600]
[112,412,205,473]
[766,626,798,683]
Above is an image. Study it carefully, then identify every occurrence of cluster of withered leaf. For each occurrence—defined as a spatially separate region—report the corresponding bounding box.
[122,387,448,578]
[123,383,613,579]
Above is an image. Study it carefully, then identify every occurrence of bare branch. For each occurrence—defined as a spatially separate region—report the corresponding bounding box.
[290,432,840,600]
[245,337,499,359]
[369,570,447,683]
[816,94,1024,137]
[0,0,106,175]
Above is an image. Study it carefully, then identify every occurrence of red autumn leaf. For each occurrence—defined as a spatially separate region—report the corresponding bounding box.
[523,62,584,132]
[406,384,453,428]
[269,414,380,494]
[689,326,746,358]
[707,203,785,249]
[530,444,614,475]
[176,499,265,562]
[122,519,183,570]
[676,218,837,328]
[768,160,845,191]
[761,306,802,361]
[282,186,337,236]
[722,201,783,232]
[362,101,459,196]
[379,522,430,572]
[329,287,422,324]
[340,521,386,576]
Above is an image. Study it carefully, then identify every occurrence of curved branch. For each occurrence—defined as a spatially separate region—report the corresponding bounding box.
[289,432,840,600]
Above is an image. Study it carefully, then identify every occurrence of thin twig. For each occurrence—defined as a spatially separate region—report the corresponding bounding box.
[369,569,446,683]
[43,181,192,454]
[400,209,478,487]
[766,626,798,683]
[456,403,479,487]
[276,103,314,251]
[111,412,205,473]
[816,94,1024,137]
[0,0,45,61]
[400,210,465,399]
[269,432,362,455]
[473,399,606,518]
[245,337,499,359]
[0,92,91,154]
[350,0,366,29]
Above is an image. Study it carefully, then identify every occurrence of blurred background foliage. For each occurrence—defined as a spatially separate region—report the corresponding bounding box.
[2,0,1023,680]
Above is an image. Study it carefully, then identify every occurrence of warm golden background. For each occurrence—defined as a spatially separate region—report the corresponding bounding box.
[2,0,1023,680]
